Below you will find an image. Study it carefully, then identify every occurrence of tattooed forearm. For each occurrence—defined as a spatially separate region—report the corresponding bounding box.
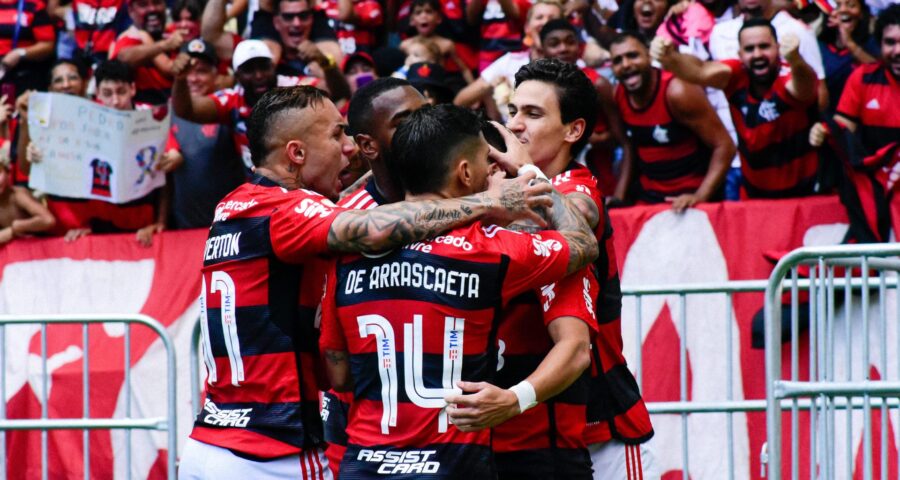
[326,194,494,253]
[324,349,353,392]
[325,349,349,365]
[538,181,598,275]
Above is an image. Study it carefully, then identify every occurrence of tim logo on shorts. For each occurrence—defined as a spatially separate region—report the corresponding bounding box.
[357,449,441,474]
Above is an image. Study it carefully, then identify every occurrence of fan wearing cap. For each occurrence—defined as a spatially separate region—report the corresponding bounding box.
[342,52,378,95]
[163,39,246,229]
[109,0,185,105]
[172,39,324,173]
[406,61,455,105]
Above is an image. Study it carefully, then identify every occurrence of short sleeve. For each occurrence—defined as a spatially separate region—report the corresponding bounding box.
[476,225,570,301]
[319,263,348,352]
[109,35,143,59]
[208,90,236,125]
[478,55,505,85]
[836,66,865,122]
[165,124,180,152]
[353,0,383,27]
[721,59,744,96]
[539,266,599,333]
[269,190,347,262]
[773,70,817,109]
[30,7,56,43]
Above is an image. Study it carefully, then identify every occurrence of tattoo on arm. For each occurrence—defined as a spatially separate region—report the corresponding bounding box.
[325,349,349,366]
[565,192,601,230]
[327,195,493,253]
[539,181,599,275]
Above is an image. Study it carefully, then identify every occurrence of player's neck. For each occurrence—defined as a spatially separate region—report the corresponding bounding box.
[539,150,574,178]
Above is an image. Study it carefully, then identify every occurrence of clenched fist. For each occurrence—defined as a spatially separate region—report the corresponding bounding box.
[650,36,675,65]
[779,34,800,63]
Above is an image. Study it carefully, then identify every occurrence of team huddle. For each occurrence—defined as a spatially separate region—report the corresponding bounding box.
[180,58,654,480]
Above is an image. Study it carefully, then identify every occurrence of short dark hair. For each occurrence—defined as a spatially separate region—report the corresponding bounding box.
[94,60,134,84]
[172,0,202,20]
[609,30,649,49]
[875,3,900,44]
[539,18,578,43]
[347,77,411,136]
[410,0,441,13]
[247,86,327,167]
[390,104,483,195]
[514,58,597,156]
[738,18,778,44]
[49,58,88,83]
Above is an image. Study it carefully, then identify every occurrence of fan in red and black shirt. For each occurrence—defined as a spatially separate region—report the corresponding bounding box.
[179,85,563,480]
[609,32,733,209]
[466,0,531,71]
[809,4,900,243]
[653,18,821,199]
[472,59,656,480]
[0,0,55,93]
[320,103,598,479]
[72,0,128,64]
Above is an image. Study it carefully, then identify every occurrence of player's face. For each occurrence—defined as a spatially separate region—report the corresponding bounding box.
[275,0,314,48]
[610,38,652,94]
[96,80,136,110]
[50,64,86,96]
[186,59,218,96]
[462,137,492,194]
[632,0,667,33]
[236,58,277,106]
[370,86,428,162]
[507,80,570,170]
[738,26,779,86]
[882,25,900,78]
[301,101,357,200]
[542,30,580,64]
[411,4,441,36]
[129,0,167,37]
[526,3,563,48]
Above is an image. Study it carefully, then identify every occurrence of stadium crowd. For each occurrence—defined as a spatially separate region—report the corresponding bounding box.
[0,0,896,477]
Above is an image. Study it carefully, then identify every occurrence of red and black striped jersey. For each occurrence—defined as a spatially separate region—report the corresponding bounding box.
[320,222,572,478]
[190,174,346,459]
[0,0,55,55]
[721,59,820,199]
[476,0,530,70]
[320,0,383,54]
[553,165,654,446]
[72,0,125,56]
[616,69,710,203]
[836,62,900,157]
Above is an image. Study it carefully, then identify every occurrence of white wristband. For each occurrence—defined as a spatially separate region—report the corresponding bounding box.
[509,380,538,413]
[517,164,548,181]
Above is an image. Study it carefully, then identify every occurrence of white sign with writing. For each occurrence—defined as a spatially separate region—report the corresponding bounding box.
[27,92,169,204]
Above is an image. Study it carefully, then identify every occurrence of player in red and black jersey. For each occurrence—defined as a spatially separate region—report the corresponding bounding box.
[455,58,656,480]
[321,78,428,478]
[610,32,733,209]
[653,19,821,199]
[320,104,599,479]
[179,86,557,480]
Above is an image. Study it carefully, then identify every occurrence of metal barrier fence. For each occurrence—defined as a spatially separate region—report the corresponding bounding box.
[764,244,900,480]
[0,314,177,480]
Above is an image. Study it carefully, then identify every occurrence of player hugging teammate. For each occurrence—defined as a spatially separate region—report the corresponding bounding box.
[183,60,656,480]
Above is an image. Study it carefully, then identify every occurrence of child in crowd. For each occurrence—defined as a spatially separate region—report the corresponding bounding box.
[399,0,474,83]
[0,148,56,245]
[393,36,441,78]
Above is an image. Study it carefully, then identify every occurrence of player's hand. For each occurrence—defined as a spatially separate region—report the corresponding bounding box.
[486,120,534,174]
[171,53,194,81]
[136,223,164,247]
[64,228,91,243]
[650,36,675,64]
[444,381,520,432]
[779,34,801,63]
[483,171,552,227]
[665,193,699,213]
[157,149,184,172]
[809,122,829,147]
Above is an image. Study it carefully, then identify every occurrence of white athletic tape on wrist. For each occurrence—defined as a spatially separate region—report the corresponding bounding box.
[517,164,548,181]
[509,380,538,413]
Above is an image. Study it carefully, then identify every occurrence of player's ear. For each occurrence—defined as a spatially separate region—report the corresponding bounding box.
[285,139,306,167]
[355,133,377,160]
[564,118,586,146]
[455,157,474,189]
